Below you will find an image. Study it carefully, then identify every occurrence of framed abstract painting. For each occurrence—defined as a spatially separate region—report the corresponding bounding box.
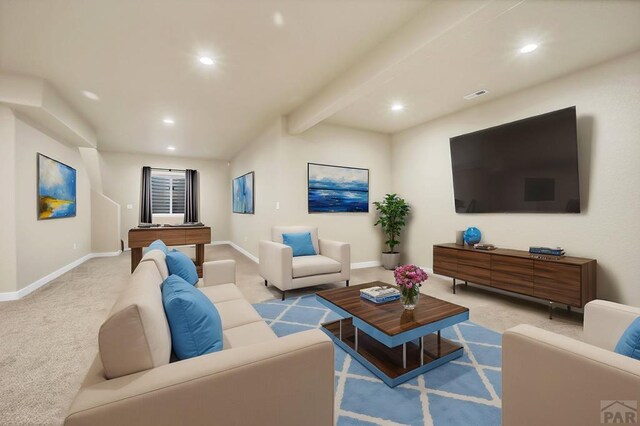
[232,171,254,214]
[307,163,369,213]
[37,153,77,220]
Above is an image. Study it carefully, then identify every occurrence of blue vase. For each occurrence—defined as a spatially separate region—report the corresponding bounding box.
[463,227,482,245]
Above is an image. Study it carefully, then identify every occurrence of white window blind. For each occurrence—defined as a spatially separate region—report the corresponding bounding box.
[151,171,185,214]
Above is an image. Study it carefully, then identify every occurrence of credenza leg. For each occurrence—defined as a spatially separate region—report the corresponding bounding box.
[567,305,571,313]
[464,281,468,287]
[452,278,456,294]
[264,279,268,287]
[548,301,553,320]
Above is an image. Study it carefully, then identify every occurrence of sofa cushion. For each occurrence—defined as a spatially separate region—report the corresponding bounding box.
[199,283,244,303]
[215,299,263,330]
[140,249,169,280]
[162,275,224,360]
[615,317,640,360]
[223,321,277,349]
[98,261,171,379]
[272,226,319,254]
[283,232,317,257]
[166,249,198,285]
[292,255,341,278]
[146,239,169,255]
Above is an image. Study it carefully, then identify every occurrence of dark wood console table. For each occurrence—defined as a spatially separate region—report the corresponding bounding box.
[128,226,211,277]
[433,243,596,318]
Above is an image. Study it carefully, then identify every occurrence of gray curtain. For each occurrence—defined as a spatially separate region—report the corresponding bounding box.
[184,169,199,223]
[140,166,152,223]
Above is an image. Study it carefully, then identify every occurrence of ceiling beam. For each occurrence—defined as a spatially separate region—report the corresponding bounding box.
[287,0,522,135]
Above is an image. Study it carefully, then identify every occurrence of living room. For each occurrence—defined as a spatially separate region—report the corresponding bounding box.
[1,1,639,425]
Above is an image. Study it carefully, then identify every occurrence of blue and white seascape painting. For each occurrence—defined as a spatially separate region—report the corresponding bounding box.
[308,163,369,213]
[232,171,254,214]
[37,153,76,220]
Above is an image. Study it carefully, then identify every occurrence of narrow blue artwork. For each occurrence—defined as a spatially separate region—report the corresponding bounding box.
[308,163,369,213]
[232,171,254,214]
[37,153,76,220]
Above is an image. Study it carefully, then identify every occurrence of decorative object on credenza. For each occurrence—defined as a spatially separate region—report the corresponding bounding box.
[37,153,76,220]
[529,246,565,256]
[394,264,429,310]
[455,230,465,246]
[307,163,369,213]
[463,227,482,245]
[360,286,400,304]
[232,171,254,214]
[373,194,411,270]
[473,243,496,250]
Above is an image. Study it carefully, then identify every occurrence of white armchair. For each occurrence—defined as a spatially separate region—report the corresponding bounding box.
[503,300,640,426]
[259,226,350,300]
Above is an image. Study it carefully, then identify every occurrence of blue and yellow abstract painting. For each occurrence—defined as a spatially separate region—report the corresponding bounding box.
[37,153,76,220]
[308,163,369,213]
[233,171,254,214]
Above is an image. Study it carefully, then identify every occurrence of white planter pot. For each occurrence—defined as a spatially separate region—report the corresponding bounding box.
[381,252,400,270]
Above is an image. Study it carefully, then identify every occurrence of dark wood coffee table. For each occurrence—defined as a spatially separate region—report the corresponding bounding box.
[316,282,469,387]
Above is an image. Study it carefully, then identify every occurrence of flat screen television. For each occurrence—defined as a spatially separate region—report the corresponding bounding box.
[450,106,580,213]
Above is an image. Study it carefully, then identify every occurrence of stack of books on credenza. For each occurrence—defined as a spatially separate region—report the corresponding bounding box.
[529,246,565,257]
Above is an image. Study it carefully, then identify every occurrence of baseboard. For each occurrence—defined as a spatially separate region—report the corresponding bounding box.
[0,250,123,302]
[217,241,260,263]
[351,261,382,269]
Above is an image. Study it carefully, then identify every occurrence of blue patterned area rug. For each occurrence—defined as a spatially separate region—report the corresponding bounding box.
[253,295,502,426]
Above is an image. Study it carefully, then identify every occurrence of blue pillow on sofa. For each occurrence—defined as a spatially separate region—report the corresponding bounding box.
[161,275,223,360]
[166,250,199,285]
[146,239,169,255]
[614,317,640,360]
[282,232,316,257]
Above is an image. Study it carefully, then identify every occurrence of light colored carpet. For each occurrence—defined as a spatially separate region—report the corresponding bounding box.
[0,244,583,425]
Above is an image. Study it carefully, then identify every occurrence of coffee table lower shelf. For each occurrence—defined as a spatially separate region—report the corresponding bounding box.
[320,317,463,387]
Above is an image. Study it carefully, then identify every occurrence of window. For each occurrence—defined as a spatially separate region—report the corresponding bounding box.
[151,170,185,215]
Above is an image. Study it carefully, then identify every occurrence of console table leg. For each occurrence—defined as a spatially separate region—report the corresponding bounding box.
[420,336,424,366]
[548,301,553,320]
[403,343,407,369]
[339,319,342,341]
[437,330,441,357]
[355,327,359,352]
[452,278,456,294]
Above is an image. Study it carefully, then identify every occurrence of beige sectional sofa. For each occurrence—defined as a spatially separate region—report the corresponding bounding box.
[65,250,335,426]
[503,300,640,426]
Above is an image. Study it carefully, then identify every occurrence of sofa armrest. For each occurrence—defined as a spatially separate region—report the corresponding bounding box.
[258,240,293,289]
[503,324,640,426]
[319,239,350,267]
[584,300,640,351]
[201,260,236,287]
[65,330,334,426]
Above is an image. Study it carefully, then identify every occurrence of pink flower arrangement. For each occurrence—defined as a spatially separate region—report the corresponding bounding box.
[393,264,429,290]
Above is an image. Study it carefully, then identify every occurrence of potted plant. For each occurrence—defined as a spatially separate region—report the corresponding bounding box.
[373,193,410,270]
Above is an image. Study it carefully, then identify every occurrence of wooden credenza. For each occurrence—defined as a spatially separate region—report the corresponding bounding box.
[128,226,211,277]
[433,243,596,313]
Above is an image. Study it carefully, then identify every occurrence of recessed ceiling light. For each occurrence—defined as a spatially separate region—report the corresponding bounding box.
[199,56,215,65]
[390,103,405,112]
[163,118,175,125]
[520,43,538,53]
[273,12,285,27]
[82,90,99,100]
[167,146,176,151]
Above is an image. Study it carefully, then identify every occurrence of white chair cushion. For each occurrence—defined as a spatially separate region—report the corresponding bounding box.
[223,321,277,350]
[214,299,264,330]
[199,284,244,303]
[291,255,341,278]
[272,226,320,254]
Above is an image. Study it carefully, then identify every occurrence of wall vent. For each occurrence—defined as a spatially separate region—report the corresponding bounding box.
[463,89,489,100]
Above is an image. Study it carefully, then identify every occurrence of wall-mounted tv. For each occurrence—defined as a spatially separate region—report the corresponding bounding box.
[450,106,580,213]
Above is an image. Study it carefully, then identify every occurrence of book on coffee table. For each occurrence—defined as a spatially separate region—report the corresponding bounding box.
[360,286,400,304]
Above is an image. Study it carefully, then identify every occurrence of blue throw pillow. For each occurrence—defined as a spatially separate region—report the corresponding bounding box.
[166,250,199,285]
[145,239,169,255]
[614,317,640,360]
[282,232,317,257]
[162,275,223,360]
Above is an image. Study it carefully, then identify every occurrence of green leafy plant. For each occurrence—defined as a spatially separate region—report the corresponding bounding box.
[373,194,410,253]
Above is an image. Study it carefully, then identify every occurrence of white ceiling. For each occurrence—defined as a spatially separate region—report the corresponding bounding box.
[2,1,639,160]
[0,0,426,159]
[325,0,640,133]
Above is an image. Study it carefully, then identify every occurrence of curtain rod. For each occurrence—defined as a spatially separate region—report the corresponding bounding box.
[151,167,186,172]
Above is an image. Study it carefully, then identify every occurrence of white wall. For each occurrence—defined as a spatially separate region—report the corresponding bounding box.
[14,117,92,290]
[100,152,231,247]
[230,118,392,264]
[391,51,640,305]
[0,106,17,293]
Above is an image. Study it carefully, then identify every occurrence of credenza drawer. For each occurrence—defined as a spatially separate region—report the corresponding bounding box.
[491,271,533,296]
[457,250,491,269]
[434,246,457,262]
[492,256,533,275]
[457,264,491,285]
[433,259,457,277]
[533,262,581,306]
